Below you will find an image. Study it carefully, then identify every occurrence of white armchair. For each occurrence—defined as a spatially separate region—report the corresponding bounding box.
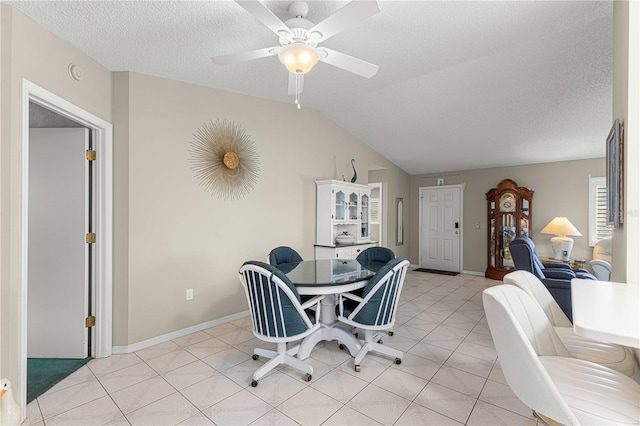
[504,270,635,376]
[590,237,612,281]
[483,285,640,425]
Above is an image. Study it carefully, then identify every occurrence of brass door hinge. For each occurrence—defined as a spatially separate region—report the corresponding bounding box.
[86,150,96,161]
[85,316,95,328]
[86,233,96,244]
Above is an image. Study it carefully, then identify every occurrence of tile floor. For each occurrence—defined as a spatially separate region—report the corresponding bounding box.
[24,270,542,426]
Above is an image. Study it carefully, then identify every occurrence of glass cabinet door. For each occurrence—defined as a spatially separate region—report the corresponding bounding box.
[520,198,530,237]
[489,216,496,268]
[360,193,369,238]
[348,192,358,221]
[500,213,516,268]
[334,190,346,221]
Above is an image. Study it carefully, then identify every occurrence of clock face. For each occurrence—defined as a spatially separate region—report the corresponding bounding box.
[499,194,516,212]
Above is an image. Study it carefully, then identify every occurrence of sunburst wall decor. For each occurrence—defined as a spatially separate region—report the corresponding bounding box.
[189,119,260,201]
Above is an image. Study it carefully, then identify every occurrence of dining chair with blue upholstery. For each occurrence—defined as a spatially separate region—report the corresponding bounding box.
[355,246,395,263]
[268,246,303,267]
[336,257,410,372]
[238,261,323,386]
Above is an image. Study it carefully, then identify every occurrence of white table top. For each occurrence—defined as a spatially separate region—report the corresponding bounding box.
[571,279,640,348]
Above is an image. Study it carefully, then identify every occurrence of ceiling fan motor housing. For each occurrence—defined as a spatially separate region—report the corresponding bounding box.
[288,1,309,19]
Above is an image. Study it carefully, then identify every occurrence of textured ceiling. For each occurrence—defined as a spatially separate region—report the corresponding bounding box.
[7,0,613,175]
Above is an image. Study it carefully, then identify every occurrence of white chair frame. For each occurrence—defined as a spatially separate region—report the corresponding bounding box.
[239,263,323,386]
[504,270,635,376]
[484,285,640,425]
[337,259,409,371]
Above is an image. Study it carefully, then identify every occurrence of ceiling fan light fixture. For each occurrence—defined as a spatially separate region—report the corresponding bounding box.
[278,42,318,74]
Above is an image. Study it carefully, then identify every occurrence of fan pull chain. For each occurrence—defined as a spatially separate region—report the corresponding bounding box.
[295,73,301,109]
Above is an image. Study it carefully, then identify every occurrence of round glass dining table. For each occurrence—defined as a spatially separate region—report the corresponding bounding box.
[282,259,386,294]
[280,258,387,360]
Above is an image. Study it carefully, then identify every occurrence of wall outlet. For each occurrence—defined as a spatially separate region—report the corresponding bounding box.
[186,289,194,300]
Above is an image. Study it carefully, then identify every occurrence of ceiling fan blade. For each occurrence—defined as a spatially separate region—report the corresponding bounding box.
[236,1,293,40]
[318,48,379,78]
[288,73,304,95]
[211,47,279,65]
[306,1,380,43]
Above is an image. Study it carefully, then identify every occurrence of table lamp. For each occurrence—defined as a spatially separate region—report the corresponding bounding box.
[540,217,582,261]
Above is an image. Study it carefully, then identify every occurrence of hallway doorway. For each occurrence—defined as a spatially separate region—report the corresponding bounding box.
[18,80,114,412]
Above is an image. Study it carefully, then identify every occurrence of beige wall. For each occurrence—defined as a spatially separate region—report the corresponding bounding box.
[0,3,410,391]
[112,72,131,345]
[115,72,409,344]
[1,4,112,390]
[409,158,605,274]
[369,169,410,260]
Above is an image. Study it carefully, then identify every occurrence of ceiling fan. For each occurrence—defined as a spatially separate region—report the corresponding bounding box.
[211,0,380,108]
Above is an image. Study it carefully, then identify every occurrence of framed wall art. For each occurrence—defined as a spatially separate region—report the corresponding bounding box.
[189,119,260,201]
[606,119,623,228]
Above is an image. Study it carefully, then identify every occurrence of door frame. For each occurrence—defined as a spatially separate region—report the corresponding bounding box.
[418,184,464,272]
[18,79,113,410]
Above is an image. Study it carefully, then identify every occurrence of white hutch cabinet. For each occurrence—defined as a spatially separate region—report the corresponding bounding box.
[314,180,377,259]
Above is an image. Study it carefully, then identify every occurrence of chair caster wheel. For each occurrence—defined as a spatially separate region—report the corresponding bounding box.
[395,358,402,365]
[388,331,394,336]
[304,373,312,382]
[354,365,361,372]
[251,380,258,387]
[252,354,259,360]
[378,339,383,344]
[354,333,358,338]
[339,344,345,350]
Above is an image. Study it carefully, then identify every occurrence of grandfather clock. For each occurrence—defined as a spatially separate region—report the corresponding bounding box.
[485,179,534,280]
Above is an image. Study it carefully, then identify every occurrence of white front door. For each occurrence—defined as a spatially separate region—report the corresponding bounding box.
[420,186,462,272]
[28,128,90,358]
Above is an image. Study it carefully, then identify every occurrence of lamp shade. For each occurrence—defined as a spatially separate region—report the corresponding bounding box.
[278,42,319,74]
[540,217,582,237]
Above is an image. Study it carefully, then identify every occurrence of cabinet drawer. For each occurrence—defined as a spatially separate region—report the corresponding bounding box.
[336,247,352,259]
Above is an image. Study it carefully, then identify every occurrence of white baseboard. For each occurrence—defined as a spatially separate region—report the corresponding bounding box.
[112,310,250,354]
[410,263,485,277]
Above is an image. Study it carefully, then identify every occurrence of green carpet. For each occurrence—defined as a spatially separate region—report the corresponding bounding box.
[27,357,92,403]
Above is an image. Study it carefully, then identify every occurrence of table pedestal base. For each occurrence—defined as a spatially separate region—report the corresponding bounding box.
[298,324,362,360]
